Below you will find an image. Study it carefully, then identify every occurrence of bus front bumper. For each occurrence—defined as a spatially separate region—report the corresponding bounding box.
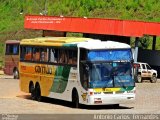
[86,94,135,105]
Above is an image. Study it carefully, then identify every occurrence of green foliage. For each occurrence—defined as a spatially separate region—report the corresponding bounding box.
[67,33,83,37]
[1,0,160,56]
[138,35,151,49]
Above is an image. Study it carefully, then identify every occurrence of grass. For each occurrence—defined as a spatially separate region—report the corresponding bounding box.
[1,0,160,39]
[1,0,160,59]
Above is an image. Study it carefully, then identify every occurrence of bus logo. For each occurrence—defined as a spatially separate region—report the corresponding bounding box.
[35,66,52,74]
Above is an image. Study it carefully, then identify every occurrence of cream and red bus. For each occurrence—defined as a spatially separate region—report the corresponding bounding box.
[4,40,20,79]
[19,37,135,108]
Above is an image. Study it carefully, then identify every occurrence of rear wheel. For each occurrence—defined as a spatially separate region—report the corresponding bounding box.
[113,104,120,108]
[137,74,142,83]
[13,69,19,79]
[30,84,36,100]
[35,84,41,102]
[150,75,157,83]
[72,90,79,108]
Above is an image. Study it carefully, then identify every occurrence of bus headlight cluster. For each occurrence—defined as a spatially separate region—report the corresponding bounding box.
[127,90,135,93]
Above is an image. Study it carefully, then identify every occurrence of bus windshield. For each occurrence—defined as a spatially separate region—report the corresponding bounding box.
[88,62,134,88]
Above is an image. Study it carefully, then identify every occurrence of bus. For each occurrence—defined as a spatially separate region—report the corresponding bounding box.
[4,40,20,79]
[19,37,135,108]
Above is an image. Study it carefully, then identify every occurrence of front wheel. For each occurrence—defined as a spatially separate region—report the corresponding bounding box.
[137,74,142,83]
[13,69,19,79]
[72,90,79,108]
[113,104,120,108]
[150,75,157,83]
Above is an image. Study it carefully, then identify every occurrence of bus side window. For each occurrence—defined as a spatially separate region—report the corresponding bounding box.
[68,50,72,64]
[5,44,10,55]
[5,44,9,55]
[13,45,19,55]
[25,47,32,61]
[49,48,57,63]
[72,50,77,65]
[20,46,25,60]
[45,48,49,62]
[68,50,77,65]
[59,50,67,64]
[40,48,48,62]
[33,48,40,62]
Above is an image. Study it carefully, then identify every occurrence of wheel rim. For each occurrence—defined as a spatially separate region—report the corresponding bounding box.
[14,70,19,79]
[151,76,157,83]
[137,75,142,83]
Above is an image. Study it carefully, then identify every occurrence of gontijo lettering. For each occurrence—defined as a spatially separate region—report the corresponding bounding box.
[35,66,52,74]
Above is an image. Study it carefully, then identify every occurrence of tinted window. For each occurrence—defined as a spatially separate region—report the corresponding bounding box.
[24,47,32,61]
[20,46,77,66]
[6,44,19,55]
[40,48,49,62]
[32,47,40,62]
[49,48,58,63]
[142,64,146,69]
[146,64,151,69]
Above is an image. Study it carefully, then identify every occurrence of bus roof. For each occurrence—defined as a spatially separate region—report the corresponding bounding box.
[78,40,131,49]
[5,40,20,44]
[20,37,131,49]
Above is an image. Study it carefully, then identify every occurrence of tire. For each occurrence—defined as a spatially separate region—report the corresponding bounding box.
[35,84,41,102]
[150,75,157,83]
[137,74,142,83]
[72,90,79,108]
[13,69,19,79]
[30,84,36,100]
[113,104,119,108]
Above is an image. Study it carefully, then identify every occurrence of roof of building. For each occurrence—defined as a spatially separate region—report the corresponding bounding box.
[25,15,160,37]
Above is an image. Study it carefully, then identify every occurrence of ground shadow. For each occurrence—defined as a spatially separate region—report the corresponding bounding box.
[17,95,133,110]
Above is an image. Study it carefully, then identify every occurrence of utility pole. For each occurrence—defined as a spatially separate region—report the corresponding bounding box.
[134,37,139,62]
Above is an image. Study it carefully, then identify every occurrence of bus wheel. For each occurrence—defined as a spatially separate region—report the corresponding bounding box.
[150,75,157,83]
[113,104,119,108]
[72,90,79,108]
[13,69,19,79]
[30,84,36,100]
[137,74,142,83]
[35,84,41,102]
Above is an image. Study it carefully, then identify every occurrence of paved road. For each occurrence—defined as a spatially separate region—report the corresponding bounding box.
[0,75,160,114]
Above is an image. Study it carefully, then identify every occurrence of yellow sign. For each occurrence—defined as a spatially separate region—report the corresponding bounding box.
[81,93,87,101]
[94,88,121,92]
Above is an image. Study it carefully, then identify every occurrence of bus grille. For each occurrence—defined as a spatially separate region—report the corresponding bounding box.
[115,91,124,94]
[103,92,113,94]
